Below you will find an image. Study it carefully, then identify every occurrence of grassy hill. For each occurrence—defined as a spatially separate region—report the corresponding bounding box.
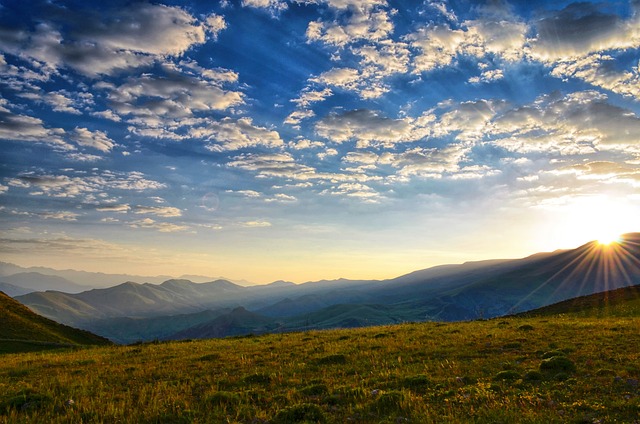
[0,291,111,353]
[1,289,639,423]
[518,284,640,317]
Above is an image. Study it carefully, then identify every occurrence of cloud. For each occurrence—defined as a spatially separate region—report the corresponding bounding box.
[40,211,80,221]
[10,170,166,198]
[241,220,272,228]
[321,182,381,202]
[242,0,288,14]
[133,206,182,218]
[71,127,116,153]
[315,109,432,147]
[0,101,69,149]
[305,1,393,47]
[96,204,131,213]
[194,117,284,151]
[129,218,189,233]
[530,3,633,61]
[490,91,640,154]
[0,3,227,76]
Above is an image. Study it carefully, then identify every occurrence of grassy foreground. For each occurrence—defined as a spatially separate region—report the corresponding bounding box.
[1,314,639,423]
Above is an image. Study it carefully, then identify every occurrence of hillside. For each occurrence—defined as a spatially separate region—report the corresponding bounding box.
[519,284,640,317]
[0,292,111,353]
[1,300,638,423]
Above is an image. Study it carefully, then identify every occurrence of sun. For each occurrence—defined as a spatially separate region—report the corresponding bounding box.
[543,195,636,248]
[595,233,621,246]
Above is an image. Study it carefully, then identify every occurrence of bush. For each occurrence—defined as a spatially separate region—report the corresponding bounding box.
[518,324,534,331]
[540,356,576,374]
[206,391,240,408]
[493,370,520,381]
[523,370,543,381]
[242,373,271,385]
[371,391,407,416]
[273,403,327,423]
[541,350,566,359]
[300,384,329,397]
[316,354,347,365]
[401,374,431,391]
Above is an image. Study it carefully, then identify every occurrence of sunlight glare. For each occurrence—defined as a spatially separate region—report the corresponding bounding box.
[541,195,637,249]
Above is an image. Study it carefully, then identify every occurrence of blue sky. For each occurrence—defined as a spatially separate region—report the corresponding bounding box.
[1,0,640,284]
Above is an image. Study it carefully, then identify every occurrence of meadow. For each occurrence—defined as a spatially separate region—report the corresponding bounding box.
[1,313,639,423]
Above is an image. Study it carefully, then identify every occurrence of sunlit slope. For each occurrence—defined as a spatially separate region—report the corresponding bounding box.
[0,291,111,353]
[518,284,640,317]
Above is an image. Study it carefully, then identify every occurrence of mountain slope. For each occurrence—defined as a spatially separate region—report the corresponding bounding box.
[167,307,276,340]
[518,284,640,317]
[0,291,111,353]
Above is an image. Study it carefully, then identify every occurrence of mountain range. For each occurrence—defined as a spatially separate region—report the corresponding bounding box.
[12,233,640,343]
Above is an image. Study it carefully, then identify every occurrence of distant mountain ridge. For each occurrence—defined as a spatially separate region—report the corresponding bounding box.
[14,233,640,343]
[0,262,251,290]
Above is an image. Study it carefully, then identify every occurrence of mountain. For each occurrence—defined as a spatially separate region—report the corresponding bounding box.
[0,272,91,293]
[0,291,111,353]
[16,279,247,325]
[14,233,640,342]
[0,282,32,297]
[167,307,276,340]
[83,308,233,344]
[517,284,640,317]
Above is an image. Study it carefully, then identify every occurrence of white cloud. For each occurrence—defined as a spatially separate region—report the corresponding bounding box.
[40,211,80,221]
[242,0,288,14]
[11,170,166,198]
[0,4,227,76]
[71,127,116,153]
[133,206,182,217]
[315,109,432,147]
[194,117,284,151]
[129,218,189,233]
[242,220,272,228]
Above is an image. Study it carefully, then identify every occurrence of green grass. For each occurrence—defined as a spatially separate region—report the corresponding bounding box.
[1,313,639,423]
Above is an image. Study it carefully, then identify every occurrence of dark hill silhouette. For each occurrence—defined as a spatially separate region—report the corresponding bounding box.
[0,291,111,353]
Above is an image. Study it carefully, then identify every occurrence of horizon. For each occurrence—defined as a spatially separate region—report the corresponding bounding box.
[3,232,638,286]
[2,1,640,284]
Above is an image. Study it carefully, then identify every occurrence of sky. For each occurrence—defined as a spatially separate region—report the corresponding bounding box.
[1,0,640,284]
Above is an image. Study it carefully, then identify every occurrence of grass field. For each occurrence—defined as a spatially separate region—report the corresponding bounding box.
[1,312,639,423]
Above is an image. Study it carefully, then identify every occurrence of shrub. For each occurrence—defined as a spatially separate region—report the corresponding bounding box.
[493,370,520,381]
[540,356,576,374]
[541,350,566,359]
[371,391,407,416]
[401,374,431,391]
[300,384,329,397]
[523,370,543,381]
[518,324,534,331]
[242,373,271,385]
[206,391,240,408]
[316,354,347,365]
[273,403,327,423]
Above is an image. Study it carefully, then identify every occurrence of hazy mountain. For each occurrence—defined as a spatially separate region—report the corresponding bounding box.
[167,307,276,340]
[83,308,233,344]
[0,272,91,293]
[0,282,32,297]
[15,234,640,342]
[0,291,111,353]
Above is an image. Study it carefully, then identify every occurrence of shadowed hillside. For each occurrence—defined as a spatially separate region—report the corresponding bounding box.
[0,292,111,353]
